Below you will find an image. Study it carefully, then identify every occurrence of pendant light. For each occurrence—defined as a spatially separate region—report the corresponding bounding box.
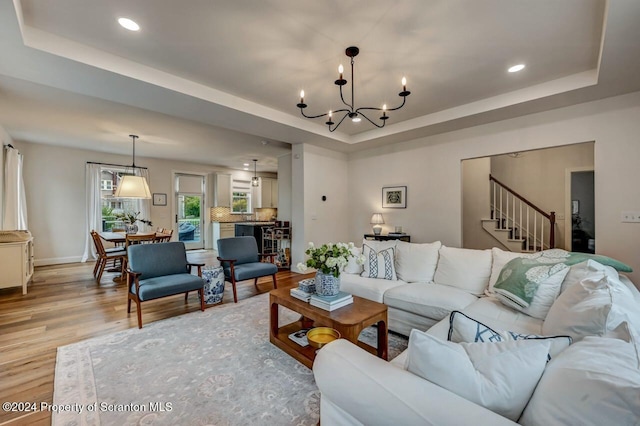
[251,159,260,187]
[114,134,152,199]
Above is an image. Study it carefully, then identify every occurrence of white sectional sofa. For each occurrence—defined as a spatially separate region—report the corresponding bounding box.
[313,240,640,425]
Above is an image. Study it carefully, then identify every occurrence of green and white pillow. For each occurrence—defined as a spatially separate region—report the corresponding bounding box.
[361,244,397,280]
[448,310,572,359]
[493,250,570,319]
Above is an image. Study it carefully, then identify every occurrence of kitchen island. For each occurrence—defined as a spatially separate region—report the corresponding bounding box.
[234,222,274,253]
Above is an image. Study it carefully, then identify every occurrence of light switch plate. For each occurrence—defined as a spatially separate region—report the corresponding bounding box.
[621,211,640,223]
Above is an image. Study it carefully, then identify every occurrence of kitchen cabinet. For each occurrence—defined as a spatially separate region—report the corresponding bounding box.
[0,237,34,294]
[212,222,235,250]
[255,177,278,208]
[211,173,231,207]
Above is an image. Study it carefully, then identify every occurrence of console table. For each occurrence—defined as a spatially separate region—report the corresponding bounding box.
[364,233,411,242]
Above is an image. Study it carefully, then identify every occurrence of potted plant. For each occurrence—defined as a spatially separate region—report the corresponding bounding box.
[114,211,152,234]
[297,242,362,296]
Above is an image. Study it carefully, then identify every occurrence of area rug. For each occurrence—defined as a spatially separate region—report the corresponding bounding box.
[53,292,408,425]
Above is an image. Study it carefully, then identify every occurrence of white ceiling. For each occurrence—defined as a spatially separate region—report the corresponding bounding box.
[0,0,639,172]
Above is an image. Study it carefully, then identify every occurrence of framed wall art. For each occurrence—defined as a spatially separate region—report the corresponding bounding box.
[153,193,167,206]
[382,186,407,208]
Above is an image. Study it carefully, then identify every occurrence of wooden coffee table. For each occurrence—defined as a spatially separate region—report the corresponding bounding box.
[269,286,388,369]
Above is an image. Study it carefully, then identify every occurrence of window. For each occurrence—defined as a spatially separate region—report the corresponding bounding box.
[232,191,251,213]
[232,179,252,214]
[101,179,113,191]
[100,166,141,231]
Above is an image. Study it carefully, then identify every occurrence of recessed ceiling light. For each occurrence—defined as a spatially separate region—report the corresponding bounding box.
[243,163,249,167]
[118,17,140,31]
[508,64,525,73]
[243,168,249,171]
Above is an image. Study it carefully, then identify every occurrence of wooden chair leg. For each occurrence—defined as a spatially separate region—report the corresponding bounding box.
[127,296,132,313]
[96,259,107,283]
[254,277,259,289]
[185,292,189,302]
[199,288,205,311]
[272,273,277,289]
[136,299,143,329]
[93,259,100,277]
[231,278,238,303]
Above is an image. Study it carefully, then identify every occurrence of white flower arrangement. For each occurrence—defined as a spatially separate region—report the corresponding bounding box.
[297,241,361,278]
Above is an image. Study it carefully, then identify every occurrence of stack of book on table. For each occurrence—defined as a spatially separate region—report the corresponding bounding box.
[290,287,313,302]
[309,291,353,311]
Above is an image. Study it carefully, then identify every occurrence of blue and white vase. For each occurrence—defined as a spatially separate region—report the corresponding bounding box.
[315,271,340,297]
[202,266,225,305]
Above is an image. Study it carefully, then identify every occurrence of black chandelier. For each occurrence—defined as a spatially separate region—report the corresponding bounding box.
[296,46,411,132]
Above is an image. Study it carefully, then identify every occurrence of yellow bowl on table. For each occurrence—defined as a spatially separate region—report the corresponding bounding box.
[307,327,341,349]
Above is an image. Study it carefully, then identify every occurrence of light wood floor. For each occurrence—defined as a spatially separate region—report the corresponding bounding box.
[0,261,308,425]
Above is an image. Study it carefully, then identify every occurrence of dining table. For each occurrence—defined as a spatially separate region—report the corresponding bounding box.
[98,231,159,245]
[98,231,160,281]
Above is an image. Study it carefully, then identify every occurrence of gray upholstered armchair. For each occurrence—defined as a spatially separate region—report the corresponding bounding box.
[217,236,278,303]
[126,241,205,328]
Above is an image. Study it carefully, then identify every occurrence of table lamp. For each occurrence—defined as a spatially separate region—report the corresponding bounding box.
[370,213,384,235]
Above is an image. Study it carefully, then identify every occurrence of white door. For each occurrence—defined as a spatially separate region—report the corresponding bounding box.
[175,174,205,250]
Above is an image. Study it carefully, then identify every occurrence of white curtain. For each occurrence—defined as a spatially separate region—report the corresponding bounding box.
[81,163,102,262]
[2,145,28,230]
[138,168,152,232]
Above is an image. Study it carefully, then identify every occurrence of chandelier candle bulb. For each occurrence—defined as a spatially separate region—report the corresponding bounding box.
[338,64,344,79]
[402,77,407,91]
[300,90,304,103]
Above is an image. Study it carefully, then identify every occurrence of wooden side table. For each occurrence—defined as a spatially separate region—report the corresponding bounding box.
[269,286,388,368]
[364,233,411,242]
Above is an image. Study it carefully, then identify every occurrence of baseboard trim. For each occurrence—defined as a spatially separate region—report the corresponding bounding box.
[35,256,89,267]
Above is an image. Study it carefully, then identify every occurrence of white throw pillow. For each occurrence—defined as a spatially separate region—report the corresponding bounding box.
[519,335,640,426]
[395,240,441,283]
[448,310,572,359]
[360,238,397,252]
[405,329,550,421]
[361,244,397,280]
[487,248,525,294]
[343,246,363,275]
[543,268,640,341]
[561,259,620,294]
[433,246,492,296]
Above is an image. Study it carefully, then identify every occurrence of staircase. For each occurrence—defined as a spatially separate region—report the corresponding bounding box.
[482,175,555,253]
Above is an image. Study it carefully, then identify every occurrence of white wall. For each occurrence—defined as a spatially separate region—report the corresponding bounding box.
[462,157,499,249]
[13,141,276,264]
[277,153,292,221]
[0,124,11,223]
[347,91,640,284]
[291,143,349,271]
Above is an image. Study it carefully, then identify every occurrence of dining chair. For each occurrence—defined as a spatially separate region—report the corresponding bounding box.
[125,233,157,247]
[217,236,278,303]
[111,227,127,246]
[155,229,173,243]
[91,230,127,283]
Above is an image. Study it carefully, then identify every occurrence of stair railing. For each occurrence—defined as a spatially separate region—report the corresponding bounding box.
[489,175,555,251]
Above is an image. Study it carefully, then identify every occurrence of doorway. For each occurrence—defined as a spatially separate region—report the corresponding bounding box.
[174,173,205,250]
[567,169,595,253]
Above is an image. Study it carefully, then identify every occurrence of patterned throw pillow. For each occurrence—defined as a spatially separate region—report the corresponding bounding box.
[448,310,572,360]
[361,244,397,280]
